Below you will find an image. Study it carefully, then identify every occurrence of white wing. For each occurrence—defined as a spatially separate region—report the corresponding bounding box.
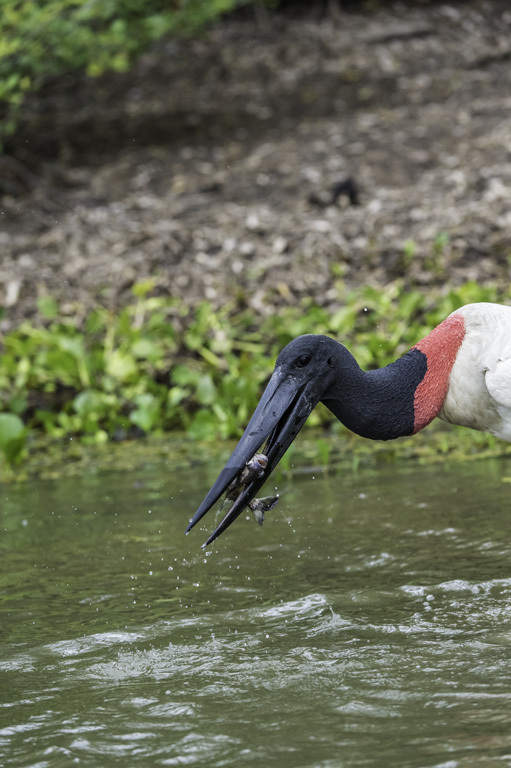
[485,358,511,410]
[441,304,511,440]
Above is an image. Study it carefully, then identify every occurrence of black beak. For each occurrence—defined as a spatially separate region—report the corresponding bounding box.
[186,366,318,547]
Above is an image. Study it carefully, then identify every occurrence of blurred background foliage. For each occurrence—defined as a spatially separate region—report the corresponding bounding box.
[0,278,507,468]
[0,0,268,144]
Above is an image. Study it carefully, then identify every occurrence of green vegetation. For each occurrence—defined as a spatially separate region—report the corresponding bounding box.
[0,0,263,144]
[1,279,510,475]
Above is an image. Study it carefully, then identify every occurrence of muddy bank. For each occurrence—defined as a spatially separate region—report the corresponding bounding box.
[1,1,511,331]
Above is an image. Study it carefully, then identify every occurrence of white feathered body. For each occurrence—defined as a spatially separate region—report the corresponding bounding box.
[439,302,511,441]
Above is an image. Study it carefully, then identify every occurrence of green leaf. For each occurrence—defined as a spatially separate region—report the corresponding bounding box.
[316,438,331,466]
[37,295,58,319]
[105,350,138,382]
[168,387,188,407]
[73,390,115,418]
[187,409,218,441]
[129,393,161,432]
[196,374,216,405]
[57,336,85,358]
[0,413,27,464]
[132,279,156,298]
[131,338,162,360]
[172,366,198,387]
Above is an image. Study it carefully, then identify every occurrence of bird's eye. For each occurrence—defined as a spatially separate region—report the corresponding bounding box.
[327,357,334,367]
[296,354,311,368]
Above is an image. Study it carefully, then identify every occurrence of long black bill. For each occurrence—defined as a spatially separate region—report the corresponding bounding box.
[186,367,317,547]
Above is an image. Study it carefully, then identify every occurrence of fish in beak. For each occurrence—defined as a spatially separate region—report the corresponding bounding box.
[185,363,319,547]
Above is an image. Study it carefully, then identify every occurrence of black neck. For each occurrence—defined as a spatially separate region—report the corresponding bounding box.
[321,346,428,440]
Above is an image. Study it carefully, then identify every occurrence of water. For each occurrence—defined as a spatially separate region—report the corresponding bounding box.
[2,454,511,767]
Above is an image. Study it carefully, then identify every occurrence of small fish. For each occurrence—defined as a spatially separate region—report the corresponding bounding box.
[248,495,280,526]
[225,453,268,501]
[216,453,279,526]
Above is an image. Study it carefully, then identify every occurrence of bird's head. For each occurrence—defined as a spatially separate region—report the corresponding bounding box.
[186,335,342,546]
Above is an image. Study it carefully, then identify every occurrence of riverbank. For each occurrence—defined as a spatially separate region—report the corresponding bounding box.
[2,0,511,331]
[1,1,511,478]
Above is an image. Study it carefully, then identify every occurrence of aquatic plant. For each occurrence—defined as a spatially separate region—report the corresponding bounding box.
[0,279,508,470]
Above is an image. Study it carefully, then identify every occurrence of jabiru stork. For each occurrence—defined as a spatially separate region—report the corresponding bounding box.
[186,302,511,546]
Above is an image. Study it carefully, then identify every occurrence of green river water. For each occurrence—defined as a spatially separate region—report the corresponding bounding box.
[2,452,511,767]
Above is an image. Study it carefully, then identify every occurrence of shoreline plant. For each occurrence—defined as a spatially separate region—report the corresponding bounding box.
[0,279,508,470]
